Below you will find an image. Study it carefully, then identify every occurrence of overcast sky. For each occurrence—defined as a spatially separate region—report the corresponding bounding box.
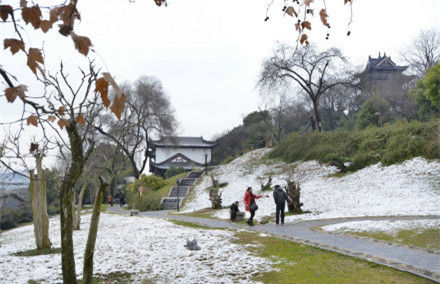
[1,0,440,143]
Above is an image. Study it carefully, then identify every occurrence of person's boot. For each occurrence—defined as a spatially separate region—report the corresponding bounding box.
[247,219,251,226]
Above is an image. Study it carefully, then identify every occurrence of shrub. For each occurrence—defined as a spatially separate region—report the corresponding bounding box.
[1,214,17,230]
[270,119,440,171]
[124,174,167,211]
[164,167,186,179]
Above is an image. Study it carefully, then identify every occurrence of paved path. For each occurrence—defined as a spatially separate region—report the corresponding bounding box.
[109,206,440,282]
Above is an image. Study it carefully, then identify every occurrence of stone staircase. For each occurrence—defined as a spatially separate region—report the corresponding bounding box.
[161,171,204,210]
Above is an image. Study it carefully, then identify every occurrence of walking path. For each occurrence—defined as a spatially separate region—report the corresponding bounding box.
[108,206,440,282]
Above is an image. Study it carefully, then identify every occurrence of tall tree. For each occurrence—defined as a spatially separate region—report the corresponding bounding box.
[96,76,176,179]
[258,44,350,131]
[401,29,440,76]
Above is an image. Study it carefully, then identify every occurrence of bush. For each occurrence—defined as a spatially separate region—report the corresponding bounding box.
[164,167,186,179]
[1,213,17,230]
[125,174,167,211]
[270,119,440,171]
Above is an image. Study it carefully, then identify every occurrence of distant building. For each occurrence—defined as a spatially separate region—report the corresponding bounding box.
[358,52,408,82]
[148,136,216,176]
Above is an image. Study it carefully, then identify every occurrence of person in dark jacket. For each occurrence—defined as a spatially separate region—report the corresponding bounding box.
[273,185,288,224]
[230,201,239,220]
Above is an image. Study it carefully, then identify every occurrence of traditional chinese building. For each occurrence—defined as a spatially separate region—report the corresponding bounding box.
[148,136,216,176]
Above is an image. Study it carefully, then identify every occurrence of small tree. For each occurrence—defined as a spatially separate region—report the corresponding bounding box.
[285,180,303,214]
[209,174,222,209]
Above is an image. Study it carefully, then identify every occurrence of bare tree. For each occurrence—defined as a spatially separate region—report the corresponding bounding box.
[401,29,440,76]
[96,76,176,178]
[258,44,350,131]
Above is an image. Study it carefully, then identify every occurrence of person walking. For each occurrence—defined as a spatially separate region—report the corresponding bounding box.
[244,187,262,226]
[273,185,288,224]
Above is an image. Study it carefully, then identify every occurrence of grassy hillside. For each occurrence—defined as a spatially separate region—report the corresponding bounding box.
[269,120,440,171]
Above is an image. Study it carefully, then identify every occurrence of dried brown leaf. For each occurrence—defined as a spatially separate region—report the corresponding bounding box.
[71,32,92,56]
[344,0,352,4]
[22,5,42,29]
[295,23,301,31]
[27,48,44,74]
[4,39,25,55]
[319,9,329,27]
[76,115,85,126]
[48,115,56,123]
[304,0,313,6]
[95,78,110,108]
[301,21,311,30]
[0,5,13,22]
[4,85,27,103]
[39,20,52,33]
[20,0,27,8]
[102,72,123,99]
[57,119,70,129]
[110,93,126,120]
[285,6,298,17]
[58,106,66,116]
[26,115,38,127]
[300,34,308,45]
[58,24,73,36]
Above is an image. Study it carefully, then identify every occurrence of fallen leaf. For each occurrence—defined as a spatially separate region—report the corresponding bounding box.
[48,115,56,122]
[304,0,313,6]
[29,143,39,153]
[4,85,27,103]
[22,5,42,29]
[4,39,25,55]
[110,93,126,120]
[39,20,52,33]
[301,21,312,30]
[57,119,70,129]
[27,48,44,74]
[285,6,298,17]
[300,34,308,45]
[26,115,38,127]
[0,5,13,22]
[58,106,66,116]
[319,9,329,27]
[76,115,85,126]
[95,78,110,108]
[71,32,92,56]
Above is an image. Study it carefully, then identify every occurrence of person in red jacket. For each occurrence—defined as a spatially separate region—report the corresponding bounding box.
[244,187,262,226]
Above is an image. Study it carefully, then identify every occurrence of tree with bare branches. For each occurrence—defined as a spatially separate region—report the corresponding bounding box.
[258,44,351,131]
[401,29,440,77]
[96,76,176,178]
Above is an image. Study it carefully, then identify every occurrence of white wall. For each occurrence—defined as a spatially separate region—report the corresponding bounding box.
[155,147,211,164]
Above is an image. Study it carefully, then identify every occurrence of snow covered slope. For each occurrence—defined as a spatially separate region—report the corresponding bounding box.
[0,214,272,283]
[182,149,440,222]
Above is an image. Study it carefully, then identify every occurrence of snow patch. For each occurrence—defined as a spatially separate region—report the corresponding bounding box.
[183,149,440,223]
[321,219,440,235]
[0,213,273,283]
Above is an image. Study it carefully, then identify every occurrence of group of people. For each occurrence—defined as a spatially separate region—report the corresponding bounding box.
[230,185,290,226]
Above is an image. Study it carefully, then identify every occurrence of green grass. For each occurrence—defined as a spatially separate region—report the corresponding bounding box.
[169,220,218,230]
[12,247,61,257]
[232,231,433,284]
[126,172,189,211]
[351,228,440,251]
[175,207,218,218]
[270,119,440,171]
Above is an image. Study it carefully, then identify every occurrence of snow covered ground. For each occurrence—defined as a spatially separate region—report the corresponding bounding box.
[0,213,273,283]
[182,149,440,223]
[321,219,440,235]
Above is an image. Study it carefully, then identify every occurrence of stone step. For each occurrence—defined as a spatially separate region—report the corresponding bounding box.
[169,186,189,197]
[186,171,204,179]
[178,178,196,186]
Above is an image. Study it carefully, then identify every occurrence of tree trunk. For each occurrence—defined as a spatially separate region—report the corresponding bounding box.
[29,152,51,250]
[61,124,85,284]
[129,156,140,179]
[83,177,108,284]
[312,99,322,131]
[74,180,88,230]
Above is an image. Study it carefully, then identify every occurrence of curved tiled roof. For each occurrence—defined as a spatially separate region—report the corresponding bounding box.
[150,136,216,148]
